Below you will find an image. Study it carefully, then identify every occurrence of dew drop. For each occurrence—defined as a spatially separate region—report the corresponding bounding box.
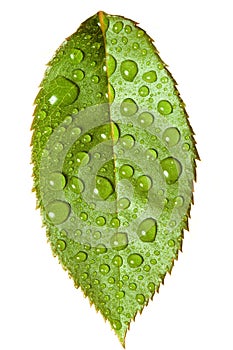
[118,198,131,210]
[157,100,173,115]
[112,319,122,330]
[112,255,123,267]
[108,84,115,103]
[121,134,135,149]
[113,21,123,33]
[142,71,157,83]
[91,75,100,84]
[148,282,155,293]
[133,42,139,49]
[137,29,145,37]
[76,152,90,166]
[162,127,181,146]
[143,264,151,272]
[182,142,190,151]
[129,283,137,290]
[139,85,149,97]
[82,134,92,143]
[75,251,88,262]
[127,253,144,268]
[137,218,157,242]
[48,172,66,190]
[119,164,134,178]
[122,36,128,45]
[174,196,184,207]
[116,291,125,299]
[96,216,106,226]
[125,25,132,33]
[93,231,101,240]
[160,157,182,184]
[110,233,128,250]
[108,277,115,284]
[138,112,154,127]
[69,176,84,194]
[168,239,175,247]
[136,175,152,191]
[111,38,117,45]
[71,127,81,137]
[146,148,158,160]
[69,49,84,63]
[43,126,52,135]
[95,244,107,254]
[72,69,85,81]
[117,306,124,314]
[106,54,117,76]
[46,201,70,224]
[120,60,138,82]
[95,176,114,200]
[56,239,66,251]
[80,212,88,221]
[120,98,138,116]
[136,294,145,305]
[99,264,110,275]
[110,218,120,228]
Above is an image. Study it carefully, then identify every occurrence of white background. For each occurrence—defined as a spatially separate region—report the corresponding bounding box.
[1,0,232,349]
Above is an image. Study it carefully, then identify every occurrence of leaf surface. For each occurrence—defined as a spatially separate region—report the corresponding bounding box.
[31,11,198,346]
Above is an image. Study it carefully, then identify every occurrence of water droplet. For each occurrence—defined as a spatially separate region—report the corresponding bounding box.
[80,212,88,221]
[75,251,88,262]
[174,196,184,207]
[168,239,175,247]
[93,231,101,240]
[112,319,122,330]
[161,76,168,83]
[182,142,190,151]
[133,42,139,50]
[108,84,115,103]
[69,176,84,194]
[160,157,182,184]
[113,21,123,33]
[120,60,138,82]
[37,110,47,120]
[117,306,124,314]
[129,283,137,290]
[162,127,181,146]
[96,216,106,226]
[76,152,90,166]
[118,198,131,210]
[148,282,155,293]
[91,75,100,84]
[116,291,125,299]
[137,218,157,242]
[48,172,66,190]
[143,264,151,272]
[56,239,66,251]
[110,233,128,250]
[43,126,52,135]
[136,175,152,191]
[95,244,107,254]
[137,29,144,37]
[95,176,114,200]
[112,255,123,267]
[146,148,158,161]
[142,71,157,83]
[111,38,117,45]
[120,98,138,116]
[46,201,70,224]
[136,294,145,305]
[124,25,132,33]
[99,264,110,274]
[110,218,120,228]
[150,258,157,265]
[127,253,144,268]
[108,277,115,284]
[122,36,128,45]
[69,49,84,63]
[82,134,92,143]
[157,100,173,115]
[121,134,135,149]
[71,127,81,137]
[81,272,88,280]
[72,69,85,81]
[119,164,134,178]
[139,86,149,97]
[106,54,117,76]
[138,112,154,127]
[142,49,147,56]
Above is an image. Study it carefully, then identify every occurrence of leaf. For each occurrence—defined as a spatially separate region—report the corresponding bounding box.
[31,11,198,347]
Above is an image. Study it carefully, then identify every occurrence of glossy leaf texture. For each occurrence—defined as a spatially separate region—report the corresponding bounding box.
[31,11,198,346]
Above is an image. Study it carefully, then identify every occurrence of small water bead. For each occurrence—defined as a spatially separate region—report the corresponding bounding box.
[93,231,101,240]
[119,164,134,178]
[127,253,144,268]
[108,277,115,284]
[150,258,157,265]
[157,100,173,115]
[183,142,190,151]
[124,25,132,33]
[90,61,97,67]
[95,244,107,254]
[148,282,155,293]
[69,49,84,63]
[142,71,157,83]
[161,76,169,83]
[69,176,84,194]
[139,86,149,97]
[122,36,128,45]
[136,294,145,305]
[80,212,88,221]
[137,218,157,242]
[99,264,110,275]
[168,239,175,247]
[174,196,184,207]
[137,29,145,37]
[91,75,100,84]
[120,98,138,116]
[138,112,154,127]
[110,218,120,228]
[116,291,125,299]
[37,110,47,120]
[111,38,117,45]
[121,134,135,149]
[162,127,181,146]
[104,295,110,302]
[133,42,139,50]
[118,197,131,210]
[136,175,152,192]
[108,84,115,103]
[160,157,182,184]
[56,239,66,251]
[106,54,117,76]
[46,201,70,225]
[110,233,128,250]
[129,283,137,290]
[82,134,92,143]
[76,152,90,166]
[143,265,151,272]
[117,306,124,314]
[146,148,158,161]
[113,21,123,33]
[75,251,88,263]
[120,60,138,82]
[71,127,81,137]
[43,126,52,136]
[112,319,122,330]
[112,255,123,267]
[72,69,84,81]
[48,172,66,190]
[95,176,114,200]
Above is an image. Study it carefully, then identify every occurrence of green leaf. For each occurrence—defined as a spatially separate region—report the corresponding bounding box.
[31,11,198,346]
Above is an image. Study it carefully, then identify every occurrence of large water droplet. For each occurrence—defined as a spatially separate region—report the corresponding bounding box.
[110,233,128,250]
[120,60,138,82]
[127,253,144,268]
[75,251,88,262]
[112,255,123,267]
[157,100,173,115]
[95,176,114,200]
[46,201,70,224]
[160,157,182,184]
[76,152,90,166]
[120,98,138,116]
[162,127,181,146]
[138,112,154,127]
[136,175,152,191]
[119,164,134,178]
[99,264,110,274]
[48,172,66,190]
[47,76,79,107]
[142,71,157,83]
[107,54,117,76]
[136,294,145,305]
[118,197,131,210]
[72,69,85,81]
[137,218,157,242]
[69,176,84,194]
[113,21,123,33]
[69,49,84,63]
